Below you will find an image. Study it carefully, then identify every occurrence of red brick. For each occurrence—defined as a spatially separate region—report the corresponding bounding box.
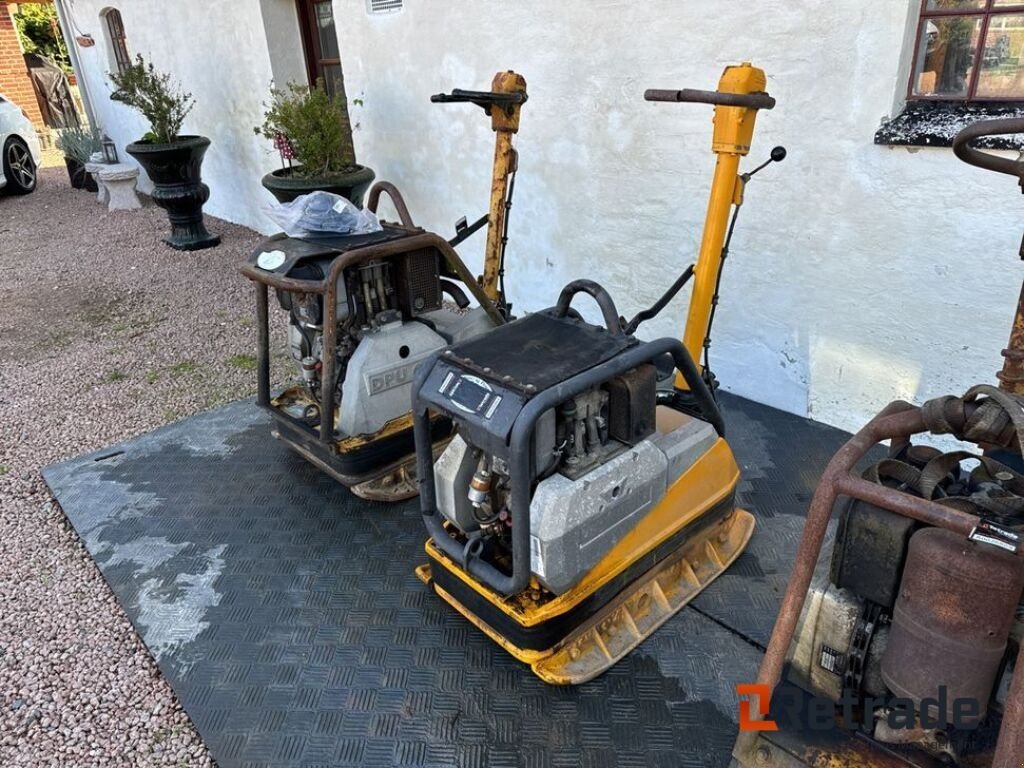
[0,1,45,128]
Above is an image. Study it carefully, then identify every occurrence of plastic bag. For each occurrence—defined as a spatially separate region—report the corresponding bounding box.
[264,190,382,238]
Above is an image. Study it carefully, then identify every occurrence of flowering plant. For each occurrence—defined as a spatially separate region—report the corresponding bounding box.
[254,80,357,177]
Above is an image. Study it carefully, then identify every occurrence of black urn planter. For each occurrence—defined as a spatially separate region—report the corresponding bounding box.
[126,135,220,251]
[64,157,97,192]
[261,164,375,205]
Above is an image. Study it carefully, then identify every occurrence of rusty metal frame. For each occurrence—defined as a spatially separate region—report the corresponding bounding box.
[240,184,504,455]
[734,399,1024,768]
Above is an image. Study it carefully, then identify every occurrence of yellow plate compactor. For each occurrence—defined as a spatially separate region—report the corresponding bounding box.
[412,63,784,683]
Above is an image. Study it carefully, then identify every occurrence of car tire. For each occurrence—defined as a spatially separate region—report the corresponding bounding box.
[3,136,37,195]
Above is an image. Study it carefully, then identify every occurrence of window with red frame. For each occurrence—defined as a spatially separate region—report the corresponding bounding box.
[103,9,130,74]
[910,0,1024,100]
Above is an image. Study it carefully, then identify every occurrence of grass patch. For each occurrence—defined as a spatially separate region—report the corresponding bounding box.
[145,370,159,384]
[107,370,128,383]
[228,353,258,371]
[0,465,7,476]
[170,360,198,378]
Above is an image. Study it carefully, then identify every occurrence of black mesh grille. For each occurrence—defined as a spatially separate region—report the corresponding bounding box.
[394,248,442,316]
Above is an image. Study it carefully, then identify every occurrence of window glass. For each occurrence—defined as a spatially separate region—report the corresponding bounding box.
[912,15,983,97]
[977,13,1024,95]
[322,65,343,99]
[104,9,130,73]
[926,0,985,9]
[314,1,339,60]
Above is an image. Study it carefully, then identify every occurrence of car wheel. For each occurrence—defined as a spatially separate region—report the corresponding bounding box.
[3,137,37,195]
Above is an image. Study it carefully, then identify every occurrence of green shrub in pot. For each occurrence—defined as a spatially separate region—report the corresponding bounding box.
[255,80,374,205]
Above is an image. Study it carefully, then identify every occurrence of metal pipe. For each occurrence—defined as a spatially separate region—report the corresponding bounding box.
[680,152,741,385]
[481,71,527,302]
[644,88,776,110]
[952,117,1024,179]
[992,634,1024,768]
[553,280,624,335]
[365,181,415,227]
[319,282,338,448]
[998,281,1024,395]
[255,283,270,407]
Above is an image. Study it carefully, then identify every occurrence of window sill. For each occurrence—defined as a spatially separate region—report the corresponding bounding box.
[874,101,1024,149]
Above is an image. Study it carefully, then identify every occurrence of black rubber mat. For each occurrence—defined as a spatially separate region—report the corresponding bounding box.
[42,393,861,768]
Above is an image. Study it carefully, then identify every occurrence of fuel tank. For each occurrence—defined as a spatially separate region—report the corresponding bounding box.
[881,526,1024,724]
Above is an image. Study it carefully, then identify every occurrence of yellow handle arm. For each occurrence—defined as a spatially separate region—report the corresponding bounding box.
[482,71,527,302]
[673,63,772,389]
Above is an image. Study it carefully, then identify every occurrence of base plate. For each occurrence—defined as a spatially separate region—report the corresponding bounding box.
[421,509,756,685]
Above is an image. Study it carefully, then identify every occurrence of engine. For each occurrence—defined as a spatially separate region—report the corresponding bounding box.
[274,246,494,437]
[788,443,1024,765]
[418,307,723,598]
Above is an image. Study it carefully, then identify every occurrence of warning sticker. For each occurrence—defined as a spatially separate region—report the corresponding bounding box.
[819,645,846,676]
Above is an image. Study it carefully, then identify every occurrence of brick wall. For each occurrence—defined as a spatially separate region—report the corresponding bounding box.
[0,2,45,128]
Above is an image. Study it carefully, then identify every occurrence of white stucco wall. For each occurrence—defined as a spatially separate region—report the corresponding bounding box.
[62,0,293,232]
[62,0,1024,432]
[335,0,1024,432]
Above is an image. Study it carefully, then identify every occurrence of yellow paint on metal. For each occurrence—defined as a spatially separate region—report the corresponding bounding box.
[425,506,754,684]
[336,411,417,452]
[481,70,527,302]
[678,63,771,390]
[423,435,742,633]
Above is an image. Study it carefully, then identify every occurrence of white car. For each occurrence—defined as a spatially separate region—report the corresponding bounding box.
[0,93,41,195]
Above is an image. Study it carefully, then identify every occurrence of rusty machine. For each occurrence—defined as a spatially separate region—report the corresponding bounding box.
[733,118,1024,768]
[412,63,784,683]
[241,72,527,501]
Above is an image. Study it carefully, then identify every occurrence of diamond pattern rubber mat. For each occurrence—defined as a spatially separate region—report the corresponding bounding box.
[42,394,863,768]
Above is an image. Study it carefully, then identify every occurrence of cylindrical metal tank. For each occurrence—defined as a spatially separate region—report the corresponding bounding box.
[881,526,1024,725]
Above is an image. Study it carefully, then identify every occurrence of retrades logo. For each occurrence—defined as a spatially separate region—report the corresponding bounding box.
[737,683,985,733]
[736,684,778,732]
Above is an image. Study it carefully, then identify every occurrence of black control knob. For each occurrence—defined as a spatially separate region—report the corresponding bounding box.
[770,146,787,163]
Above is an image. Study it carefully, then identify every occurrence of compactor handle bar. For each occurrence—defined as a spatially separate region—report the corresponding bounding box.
[953,117,1024,180]
[553,279,625,337]
[431,89,528,115]
[644,88,776,110]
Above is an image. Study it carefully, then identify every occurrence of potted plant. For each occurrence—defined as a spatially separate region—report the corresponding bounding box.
[55,124,101,191]
[109,54,219,251]
[255,80,375,205]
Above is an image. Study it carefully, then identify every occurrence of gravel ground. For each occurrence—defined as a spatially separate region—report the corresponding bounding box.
[0,170,288,766]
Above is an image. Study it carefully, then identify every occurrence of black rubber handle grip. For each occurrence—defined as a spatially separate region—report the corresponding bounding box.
[644,88,776,110]
[431,89,527,105]
[953,117,1024,179]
